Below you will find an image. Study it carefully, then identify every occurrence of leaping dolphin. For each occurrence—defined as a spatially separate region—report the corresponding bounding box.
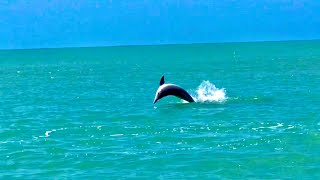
[153,76,195,104]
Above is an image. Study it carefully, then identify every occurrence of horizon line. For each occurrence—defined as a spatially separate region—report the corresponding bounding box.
[1,38,320,51]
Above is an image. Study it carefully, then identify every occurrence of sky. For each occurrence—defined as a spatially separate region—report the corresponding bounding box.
[0,0,320,49]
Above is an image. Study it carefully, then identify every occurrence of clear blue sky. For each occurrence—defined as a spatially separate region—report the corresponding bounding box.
[1,0,320,49]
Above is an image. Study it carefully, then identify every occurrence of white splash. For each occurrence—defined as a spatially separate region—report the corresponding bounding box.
[45,129,56,137]
[192,80,227,103]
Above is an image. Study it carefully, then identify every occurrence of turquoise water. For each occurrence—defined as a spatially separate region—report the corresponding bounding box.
[0,40,319,179]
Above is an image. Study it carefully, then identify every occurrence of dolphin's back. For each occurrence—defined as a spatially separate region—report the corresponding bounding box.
[161,84,195,102]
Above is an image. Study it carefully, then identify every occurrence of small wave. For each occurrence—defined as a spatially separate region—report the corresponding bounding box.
[191,80,227,103]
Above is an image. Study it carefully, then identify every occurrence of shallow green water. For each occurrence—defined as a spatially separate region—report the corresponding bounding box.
[0,40,320,179]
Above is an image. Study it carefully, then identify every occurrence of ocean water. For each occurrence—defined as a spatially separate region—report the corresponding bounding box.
[0,40,319,179]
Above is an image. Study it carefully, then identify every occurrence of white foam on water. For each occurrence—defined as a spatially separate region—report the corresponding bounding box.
[191,80,227,103]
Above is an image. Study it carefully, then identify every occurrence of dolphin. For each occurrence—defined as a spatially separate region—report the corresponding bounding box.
[153,76,195,104]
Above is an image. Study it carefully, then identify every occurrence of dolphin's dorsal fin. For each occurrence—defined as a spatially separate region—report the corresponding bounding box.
[160,76,165,86]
